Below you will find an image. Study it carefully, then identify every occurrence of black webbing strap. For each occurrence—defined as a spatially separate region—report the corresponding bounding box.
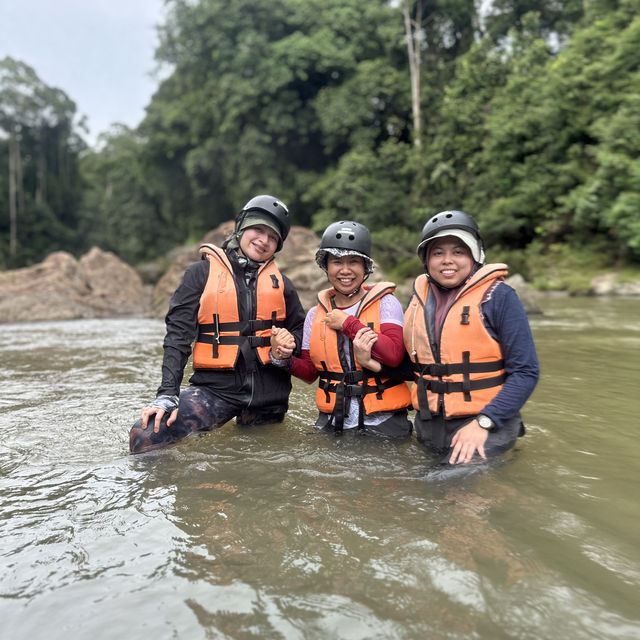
[424,373,506,396]
[333,373,347,433]
[318,370,406,432]
[198,318,275,334]
[197,312,280,361]
[198,313,220,358]
[412,359,505,376]
[461,305,470,325]
[462,351,472,401]
[357,398,365,430]
[270,274,280,288]
[196,334,271,347]
[417,376,432,421]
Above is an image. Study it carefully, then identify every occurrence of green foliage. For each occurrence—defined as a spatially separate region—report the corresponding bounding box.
[79,126,168,264]
[143,0,408,232]
[418,1,640,267]
[0,57,85,267]
[2,0,640,282]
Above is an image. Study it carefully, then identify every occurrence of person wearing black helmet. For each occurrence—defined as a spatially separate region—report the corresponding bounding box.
[269,221,412,437]
[402,210,539,464]
[129,195,306,453]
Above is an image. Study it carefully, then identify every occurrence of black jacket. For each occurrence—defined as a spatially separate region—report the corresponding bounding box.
[157,249,306,409]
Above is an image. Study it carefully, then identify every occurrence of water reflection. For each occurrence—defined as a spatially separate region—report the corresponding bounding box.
[1,303,639,639]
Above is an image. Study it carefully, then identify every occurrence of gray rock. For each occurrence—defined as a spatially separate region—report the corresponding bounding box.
[590,273,640,296]
[505,273,543,314]
[0,248,147,323]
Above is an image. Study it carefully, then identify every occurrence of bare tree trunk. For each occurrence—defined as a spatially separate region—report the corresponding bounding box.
[403,1,422,147]
[16,136,25,216]
[8,136,17,258]
[36,148,46,205]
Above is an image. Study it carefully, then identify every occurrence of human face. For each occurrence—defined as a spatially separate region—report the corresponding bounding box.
[326,254,366,298]
[426,236,473,288]
[239,224,279,262]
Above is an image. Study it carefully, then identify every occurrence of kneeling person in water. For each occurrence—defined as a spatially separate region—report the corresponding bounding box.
[129,195,305,453]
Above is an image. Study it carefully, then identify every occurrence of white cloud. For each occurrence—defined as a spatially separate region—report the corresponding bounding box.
[0,0,168,146]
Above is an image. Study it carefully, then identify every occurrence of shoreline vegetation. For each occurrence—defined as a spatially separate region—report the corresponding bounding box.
[2,2,640,282]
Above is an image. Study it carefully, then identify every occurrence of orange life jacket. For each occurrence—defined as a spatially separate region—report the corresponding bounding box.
[403,264,508,420]
[193,244,287,369]
[309,282,412,430]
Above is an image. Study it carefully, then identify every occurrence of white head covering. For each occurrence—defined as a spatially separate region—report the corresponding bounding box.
[315,247,375,275]
[417,229,485,264]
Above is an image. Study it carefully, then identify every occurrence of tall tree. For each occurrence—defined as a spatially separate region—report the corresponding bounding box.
[142,0,408,233]
[0,57,84,267]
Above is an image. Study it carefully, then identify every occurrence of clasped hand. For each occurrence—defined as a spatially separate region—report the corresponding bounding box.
[352,327,381,371]
[270,326,295,359]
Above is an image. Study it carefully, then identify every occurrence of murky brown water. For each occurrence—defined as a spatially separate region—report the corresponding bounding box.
[1,297,639,639]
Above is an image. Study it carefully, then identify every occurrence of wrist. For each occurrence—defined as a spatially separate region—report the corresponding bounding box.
[477,414,495,430]
[269,348,292,369]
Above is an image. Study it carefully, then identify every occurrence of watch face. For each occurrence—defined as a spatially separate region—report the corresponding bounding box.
[479,415,492,429]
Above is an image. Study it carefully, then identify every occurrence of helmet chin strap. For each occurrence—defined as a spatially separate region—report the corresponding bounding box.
[339,272,369,299]
[343,285,362,299]
[236,247,262,270]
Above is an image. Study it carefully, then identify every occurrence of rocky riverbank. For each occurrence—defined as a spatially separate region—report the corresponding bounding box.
[1,222,638,324]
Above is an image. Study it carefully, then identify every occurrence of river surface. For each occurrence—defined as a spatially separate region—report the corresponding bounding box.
[1,297,639,639]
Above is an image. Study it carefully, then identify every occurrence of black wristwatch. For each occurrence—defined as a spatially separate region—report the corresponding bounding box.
[477,414,495,430]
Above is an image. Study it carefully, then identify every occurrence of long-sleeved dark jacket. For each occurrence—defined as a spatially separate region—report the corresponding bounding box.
[156,249,305,410]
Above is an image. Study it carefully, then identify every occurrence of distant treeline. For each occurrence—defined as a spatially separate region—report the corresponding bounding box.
[1,0,639,280]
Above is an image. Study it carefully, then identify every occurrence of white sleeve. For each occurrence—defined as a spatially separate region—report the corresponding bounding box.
[301,307,317,350]
[379,294,404,326]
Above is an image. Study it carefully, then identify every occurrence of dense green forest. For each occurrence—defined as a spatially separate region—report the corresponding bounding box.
[1,0,639,289]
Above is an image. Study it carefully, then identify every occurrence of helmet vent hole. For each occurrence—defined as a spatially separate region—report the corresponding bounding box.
[445,213,453,218]
[336,233,342,239]
[349,234,355,241]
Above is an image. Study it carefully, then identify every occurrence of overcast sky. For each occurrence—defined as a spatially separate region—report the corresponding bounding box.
[0,0,168,146]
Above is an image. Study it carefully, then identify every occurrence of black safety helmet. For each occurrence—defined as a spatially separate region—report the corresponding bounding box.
[236,195,290,251]
[315,221,374,275]
[417,210,485,264]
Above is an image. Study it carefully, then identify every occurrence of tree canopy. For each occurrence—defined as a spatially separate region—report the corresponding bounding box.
[1,0,639,273]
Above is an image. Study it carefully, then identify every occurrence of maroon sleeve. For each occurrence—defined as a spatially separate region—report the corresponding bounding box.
[341,316,405,367]
[289,349,319,383]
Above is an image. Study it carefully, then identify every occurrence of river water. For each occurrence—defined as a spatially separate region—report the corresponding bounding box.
[1,297,639,639]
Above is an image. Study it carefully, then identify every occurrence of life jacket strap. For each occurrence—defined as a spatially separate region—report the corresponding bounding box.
[417,377,432,421]
[196,333,271,347]
[198,318,276,334]
[197,311,281,360]
[412,359,504,376]
[425,373,506,396]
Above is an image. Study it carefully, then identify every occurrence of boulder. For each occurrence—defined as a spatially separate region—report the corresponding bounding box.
[0,247,147,323]
[590,273,640,296]
[505,273,543,314]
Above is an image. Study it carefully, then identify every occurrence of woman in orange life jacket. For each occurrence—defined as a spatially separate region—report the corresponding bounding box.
[129,195,306,454]
[270,221,412,437]
[396,210,539,464]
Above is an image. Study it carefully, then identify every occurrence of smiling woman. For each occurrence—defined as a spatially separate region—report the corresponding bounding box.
[128,195,306,454]
[405,209,540,465]
[269,220,413,437]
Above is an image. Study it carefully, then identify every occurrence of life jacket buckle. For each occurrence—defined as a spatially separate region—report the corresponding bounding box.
[343,384,363,398]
